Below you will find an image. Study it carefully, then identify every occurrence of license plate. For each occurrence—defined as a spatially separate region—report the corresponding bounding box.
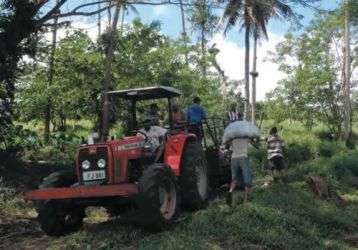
[83,170,106,181]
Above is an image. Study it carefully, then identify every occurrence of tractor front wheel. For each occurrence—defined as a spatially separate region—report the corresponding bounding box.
[179,140,209,210]
[136,164,179,231]
[37,170,84,236]
[38,200,85,236]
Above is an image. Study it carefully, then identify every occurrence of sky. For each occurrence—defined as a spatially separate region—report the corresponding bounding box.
[55,0,341,101]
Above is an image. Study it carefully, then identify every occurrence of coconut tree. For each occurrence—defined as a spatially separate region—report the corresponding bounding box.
[189,0,218,77]
[101,1,121,141]
[179,0,189,64]
[44,0,60,141]
[222,0,294,120]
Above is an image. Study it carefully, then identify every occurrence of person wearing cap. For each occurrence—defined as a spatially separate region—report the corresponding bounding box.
[186,96,206,142]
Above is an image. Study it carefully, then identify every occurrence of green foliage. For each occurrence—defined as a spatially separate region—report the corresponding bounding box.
[17,19,227,139]
[331,154,358,187]
[266,11,356,134]
[16,31,103,125]
[0,179,32,219]
[286,142,313,163]
[315,130,335,141]
[249,146,267,169]
[0,0,41,151]
[317,141,336,158]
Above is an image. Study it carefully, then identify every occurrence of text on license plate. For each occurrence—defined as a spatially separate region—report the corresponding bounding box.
[83,170,106,181]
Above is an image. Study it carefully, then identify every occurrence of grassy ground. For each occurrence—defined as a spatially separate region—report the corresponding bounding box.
[1,121,358,249]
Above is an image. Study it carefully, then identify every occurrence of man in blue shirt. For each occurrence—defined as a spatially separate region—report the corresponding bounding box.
[187,96,206,142]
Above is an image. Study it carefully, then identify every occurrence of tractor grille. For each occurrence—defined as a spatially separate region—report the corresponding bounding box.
[78,147,108,185]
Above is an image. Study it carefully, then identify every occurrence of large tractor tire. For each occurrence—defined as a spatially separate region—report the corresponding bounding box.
[179,140,209,210]
[37,170,85,236]
[136,164,179,231]
[38,200,85,236]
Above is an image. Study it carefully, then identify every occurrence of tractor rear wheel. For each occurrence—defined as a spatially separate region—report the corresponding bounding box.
[37,170,84,236]
[179,140,209,210]
[38,200,85,236]
[137,164,179,231]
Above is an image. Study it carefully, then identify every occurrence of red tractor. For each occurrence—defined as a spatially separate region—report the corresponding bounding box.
[25,86,219,235]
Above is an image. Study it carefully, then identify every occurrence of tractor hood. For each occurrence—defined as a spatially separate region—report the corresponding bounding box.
[76,136,145,185]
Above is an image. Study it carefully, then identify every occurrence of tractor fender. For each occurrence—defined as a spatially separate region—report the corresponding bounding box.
[164,133,196,176]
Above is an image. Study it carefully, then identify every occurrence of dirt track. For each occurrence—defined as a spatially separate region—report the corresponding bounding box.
[0,157,73,249]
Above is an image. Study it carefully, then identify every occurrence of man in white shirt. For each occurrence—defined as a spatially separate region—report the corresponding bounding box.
[138,118,167,154]
[227,137,258,204]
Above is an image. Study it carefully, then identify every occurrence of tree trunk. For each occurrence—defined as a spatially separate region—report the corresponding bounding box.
[179,0,188,64]
[343,0,351,140]
[44,3,59,142]
[98,1,102,37]
[251,32,258,124]
[107,1,112,24]
[244,24,250,120]
[200,0,207,77]
[120,7,126,37]
[101,1,121,142]
[201,24,207,77]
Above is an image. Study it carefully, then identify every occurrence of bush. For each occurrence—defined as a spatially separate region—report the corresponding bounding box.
[22,131,82,165]
[315,130,335,141]
[286,142,313,164]
[249,147,267,169]
[317,141,336,158]
[330,154,358,187]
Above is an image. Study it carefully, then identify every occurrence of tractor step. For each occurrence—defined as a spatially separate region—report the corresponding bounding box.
[24,184,139,201]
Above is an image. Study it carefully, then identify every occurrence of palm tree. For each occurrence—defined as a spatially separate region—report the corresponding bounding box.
[189,0,218,77]
[44,0,60,141]
[179,0,189,64]
[222,0,294,121]
[101,0,121,141]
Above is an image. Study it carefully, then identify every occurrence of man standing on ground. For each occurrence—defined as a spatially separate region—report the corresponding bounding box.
[266,127,287,183]
[227,137,255,204]
[187,96,206,142]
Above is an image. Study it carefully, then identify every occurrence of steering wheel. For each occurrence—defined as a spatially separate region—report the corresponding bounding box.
[134,130,148,141]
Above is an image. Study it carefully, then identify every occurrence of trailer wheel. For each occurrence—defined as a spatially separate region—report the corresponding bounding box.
[37,170,84,236]
[38,200,85,236]
[179,140,209,210]
[137,164,179,231]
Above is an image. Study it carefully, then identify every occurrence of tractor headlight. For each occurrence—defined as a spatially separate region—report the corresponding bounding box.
[97,158,106,168]
[81,160,91,170]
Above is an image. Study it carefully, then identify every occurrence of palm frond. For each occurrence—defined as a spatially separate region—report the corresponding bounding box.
[222,0,244,34]
[128,5,139,16]
[271,0,294,19]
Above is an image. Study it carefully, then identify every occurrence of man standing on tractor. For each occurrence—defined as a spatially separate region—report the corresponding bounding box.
[171,103,186,128]
[187,96,206,142]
